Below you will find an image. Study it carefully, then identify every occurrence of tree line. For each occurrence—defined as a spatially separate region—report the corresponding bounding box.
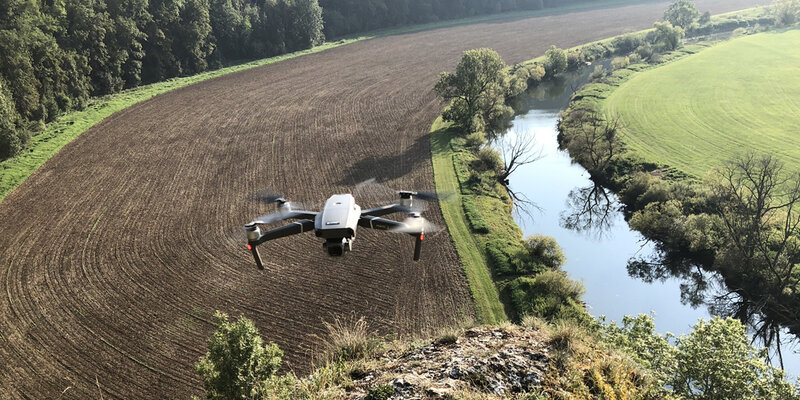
[0,0,324,159]
[319,0,570,38]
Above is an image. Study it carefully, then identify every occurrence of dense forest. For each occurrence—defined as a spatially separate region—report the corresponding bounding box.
[0,0,606,159]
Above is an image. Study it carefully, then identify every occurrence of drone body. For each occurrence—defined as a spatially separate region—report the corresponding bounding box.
[244,191,437,269]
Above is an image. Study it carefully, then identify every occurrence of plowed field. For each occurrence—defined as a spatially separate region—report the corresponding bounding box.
[0,0,764,398]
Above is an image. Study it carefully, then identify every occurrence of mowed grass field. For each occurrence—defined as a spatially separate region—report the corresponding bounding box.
[604,29,800,177]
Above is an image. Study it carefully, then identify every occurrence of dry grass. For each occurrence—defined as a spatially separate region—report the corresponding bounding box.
[321,316,384,362]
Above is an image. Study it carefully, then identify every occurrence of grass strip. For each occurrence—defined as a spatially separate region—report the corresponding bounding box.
[430,117,507,324]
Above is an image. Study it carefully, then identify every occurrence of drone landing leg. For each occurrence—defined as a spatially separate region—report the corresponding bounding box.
[413,234,423,261]
[250,245,264,270]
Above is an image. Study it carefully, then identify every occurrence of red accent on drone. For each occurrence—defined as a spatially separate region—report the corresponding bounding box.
[419,233,424,241]
[247,244,252,250]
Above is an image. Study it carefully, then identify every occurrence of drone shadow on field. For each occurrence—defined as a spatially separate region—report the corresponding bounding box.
[338,134,429,187]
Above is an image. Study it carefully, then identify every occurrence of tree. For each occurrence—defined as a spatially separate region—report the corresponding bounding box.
[772,0,800,25]
[0,78,28,159]
[559,109,621,176]
[663,0,701,28]
[672,317,797,400]
[651,21,685,52]
[434,48,512,135]
[544,45,566,77]
[709,153,800,367]
[195,311,284,400]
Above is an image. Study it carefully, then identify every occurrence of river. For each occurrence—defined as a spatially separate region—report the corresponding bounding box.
[498,66,800,378]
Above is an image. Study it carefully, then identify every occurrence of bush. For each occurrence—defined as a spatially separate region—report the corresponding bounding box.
[465,131,486,149]
[566,50,585,71]
[195,311,283,400]
[365,384,394,400]
[619,172,671,210]
[463,196,490,233]
[521,234,565,269]
[610,56,630,71]
[526,63,546,85]
[504,271,588,321]
[473,147,504,176]
[610,33,644,55]
[589,65,606,80]
[544,45,567,77]
[772,0,800,25]
[649,22,685,52]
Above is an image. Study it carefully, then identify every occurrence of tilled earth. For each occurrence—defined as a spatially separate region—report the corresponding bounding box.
[0,0,764,398]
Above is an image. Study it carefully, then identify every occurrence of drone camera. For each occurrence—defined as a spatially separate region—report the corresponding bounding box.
[323,238,352,256]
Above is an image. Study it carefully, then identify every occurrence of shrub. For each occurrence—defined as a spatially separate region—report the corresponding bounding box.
[610,33,644,55]
[649,22,685,52]
[365,384,394,400]
[589,65,606,80]
[473,147,504,175]
[465,131,486,149]
[544,45,567,77]
[619,172,671,210]
[485,238,517,276]
[527,63,546,85]
[566,50,584,71]
[195,311,283,400]
[521,234,565,269]
[772,0,800,25]
[463,196,490,233]
[635,43,654,60]
[504,271,588,321]
[610,56,630,71]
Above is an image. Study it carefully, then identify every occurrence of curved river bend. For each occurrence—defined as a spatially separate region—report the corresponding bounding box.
[499,67,799,377]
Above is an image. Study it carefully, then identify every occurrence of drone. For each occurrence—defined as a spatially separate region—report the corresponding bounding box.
[244,190,440,269]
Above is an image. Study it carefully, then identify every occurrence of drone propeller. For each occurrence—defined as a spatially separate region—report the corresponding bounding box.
[249,210,302,225]
[254,190,287,205]
[388,216,441,234]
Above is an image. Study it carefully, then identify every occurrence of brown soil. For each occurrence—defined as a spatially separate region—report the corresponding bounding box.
[0,0,765,398]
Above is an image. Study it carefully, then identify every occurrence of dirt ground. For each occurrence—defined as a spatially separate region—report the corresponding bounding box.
[0,0,765,398]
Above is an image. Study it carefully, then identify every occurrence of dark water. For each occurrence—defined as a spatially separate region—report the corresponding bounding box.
[498,67,799,378]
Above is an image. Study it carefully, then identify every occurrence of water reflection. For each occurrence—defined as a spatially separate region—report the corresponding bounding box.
[559,182,617,238]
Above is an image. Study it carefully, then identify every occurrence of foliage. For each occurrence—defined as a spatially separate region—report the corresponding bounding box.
[504,270,588,321]
[435,48,516,135]
[0,0,324,160]
[772,0,800,25]
[519,234,565,270]
[544,45,567,77]
[672,317,798,400]
[0,79,28,159]
[649,21,685,52]
[195,311,284,400]
[365,384,394,400]
[663,0,701,28]
[463,196,490,233]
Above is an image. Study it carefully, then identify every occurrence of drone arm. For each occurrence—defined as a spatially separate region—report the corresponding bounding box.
[358,216,425,262]
[358,216,407,231]
[251,219,315,246]
[360,204,407,217]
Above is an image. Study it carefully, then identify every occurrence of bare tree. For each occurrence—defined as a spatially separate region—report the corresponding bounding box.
[494,129,542,220]
[710,152,800,369]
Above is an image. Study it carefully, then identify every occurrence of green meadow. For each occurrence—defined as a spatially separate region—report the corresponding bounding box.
[604,29,800,177]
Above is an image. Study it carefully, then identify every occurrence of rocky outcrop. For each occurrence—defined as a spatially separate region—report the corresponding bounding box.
[348,326,550,399]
